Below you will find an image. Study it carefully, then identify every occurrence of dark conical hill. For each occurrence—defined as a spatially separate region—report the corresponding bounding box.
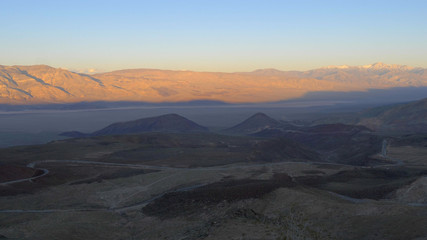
[91,114,208,136]
[225,113,282,134]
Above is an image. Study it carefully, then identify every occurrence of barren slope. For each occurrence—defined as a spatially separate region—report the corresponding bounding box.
[1,63,426,104]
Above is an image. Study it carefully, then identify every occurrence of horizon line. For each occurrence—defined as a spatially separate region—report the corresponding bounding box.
[1,61,425,75]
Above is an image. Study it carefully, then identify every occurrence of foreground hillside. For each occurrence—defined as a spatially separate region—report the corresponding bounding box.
[310,97,427,133]
[1,63,426,104]
[358,98,427,132]
[0,130,426,239]
[1,110,426,239]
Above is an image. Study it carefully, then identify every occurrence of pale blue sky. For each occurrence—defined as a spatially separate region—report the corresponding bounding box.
[1,0,426,72]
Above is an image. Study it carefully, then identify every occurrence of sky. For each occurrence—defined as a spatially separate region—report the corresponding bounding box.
[1,0,426,72]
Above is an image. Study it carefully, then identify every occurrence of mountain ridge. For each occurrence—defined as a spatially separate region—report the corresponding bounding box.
[1,63,426,104]
[321,62,418,71]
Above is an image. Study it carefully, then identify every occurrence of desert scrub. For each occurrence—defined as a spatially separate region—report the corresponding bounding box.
[275,207,334,240]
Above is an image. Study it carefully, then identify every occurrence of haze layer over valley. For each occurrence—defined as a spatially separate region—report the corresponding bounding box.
[1,63,426,104]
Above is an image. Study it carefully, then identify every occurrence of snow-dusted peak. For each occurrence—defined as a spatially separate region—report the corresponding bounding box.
[321,65,351,69]
[361,62,413,70]
[322,62,414,71]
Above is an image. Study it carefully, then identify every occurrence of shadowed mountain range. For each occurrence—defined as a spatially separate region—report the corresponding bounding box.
[61,96,427,138]
[1,63,426,104]
[60,112,383,166]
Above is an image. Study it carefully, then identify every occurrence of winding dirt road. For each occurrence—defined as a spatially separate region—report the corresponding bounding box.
[0,138,410,213]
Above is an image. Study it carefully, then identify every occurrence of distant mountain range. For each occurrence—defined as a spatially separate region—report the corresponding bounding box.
[0,63,426,104]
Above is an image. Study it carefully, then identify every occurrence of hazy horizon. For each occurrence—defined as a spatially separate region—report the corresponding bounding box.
[2,61,424,74]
